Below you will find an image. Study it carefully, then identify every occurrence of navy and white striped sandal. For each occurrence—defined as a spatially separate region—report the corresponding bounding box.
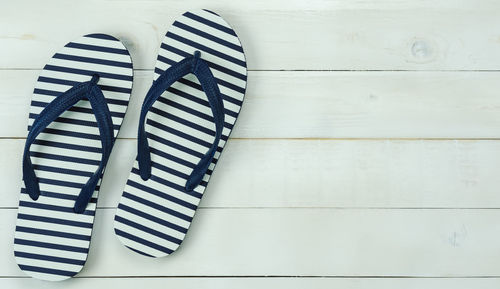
[113,9,247,257]
[14,34,133,281]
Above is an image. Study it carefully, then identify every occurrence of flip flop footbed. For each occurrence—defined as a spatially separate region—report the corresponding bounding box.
[114,9,247,257]
[14,34,133,281]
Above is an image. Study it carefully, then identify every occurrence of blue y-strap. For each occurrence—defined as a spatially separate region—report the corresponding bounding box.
[22,74,114,213]
[137,51,225,193]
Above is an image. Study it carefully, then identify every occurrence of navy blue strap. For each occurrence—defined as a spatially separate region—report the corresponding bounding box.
[138,51,225,192]
[22,74,115,213]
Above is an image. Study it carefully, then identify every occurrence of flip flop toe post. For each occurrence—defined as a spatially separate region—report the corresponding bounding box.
[14,34,133,281]
[113,9,247,257]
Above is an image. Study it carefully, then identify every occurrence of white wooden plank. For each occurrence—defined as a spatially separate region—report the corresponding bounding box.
[4,138,500,209]
[3,208,500,276]
[3,0,499,285]
[2,277,500,289]
[3,70,500,139]
[2,1,500,70]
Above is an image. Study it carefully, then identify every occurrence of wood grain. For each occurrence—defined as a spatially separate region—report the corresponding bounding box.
[2,277,500,289]
[2,0,500,285]
[2,70,500,139]
[3,208,500,277]
[1,1,500,70]
[4,138,500,209]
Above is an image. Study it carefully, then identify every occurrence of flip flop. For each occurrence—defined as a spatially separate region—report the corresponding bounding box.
[114,9,247,257]
[14,34,133,281]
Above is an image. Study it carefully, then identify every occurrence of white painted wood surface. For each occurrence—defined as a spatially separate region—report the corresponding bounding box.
[2,0,500,287]
[2,208,500,277]
[4,138,500,209]
[3,70,500,139]
[3,277,500,289]
[2,0,500,70]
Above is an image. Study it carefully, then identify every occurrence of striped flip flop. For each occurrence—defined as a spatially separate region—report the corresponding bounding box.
[14,34,133,281]
[114,9,247,257]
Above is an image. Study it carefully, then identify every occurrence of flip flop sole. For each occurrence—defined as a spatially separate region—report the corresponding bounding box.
[14,34,133,281]
[114,9,247,258]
